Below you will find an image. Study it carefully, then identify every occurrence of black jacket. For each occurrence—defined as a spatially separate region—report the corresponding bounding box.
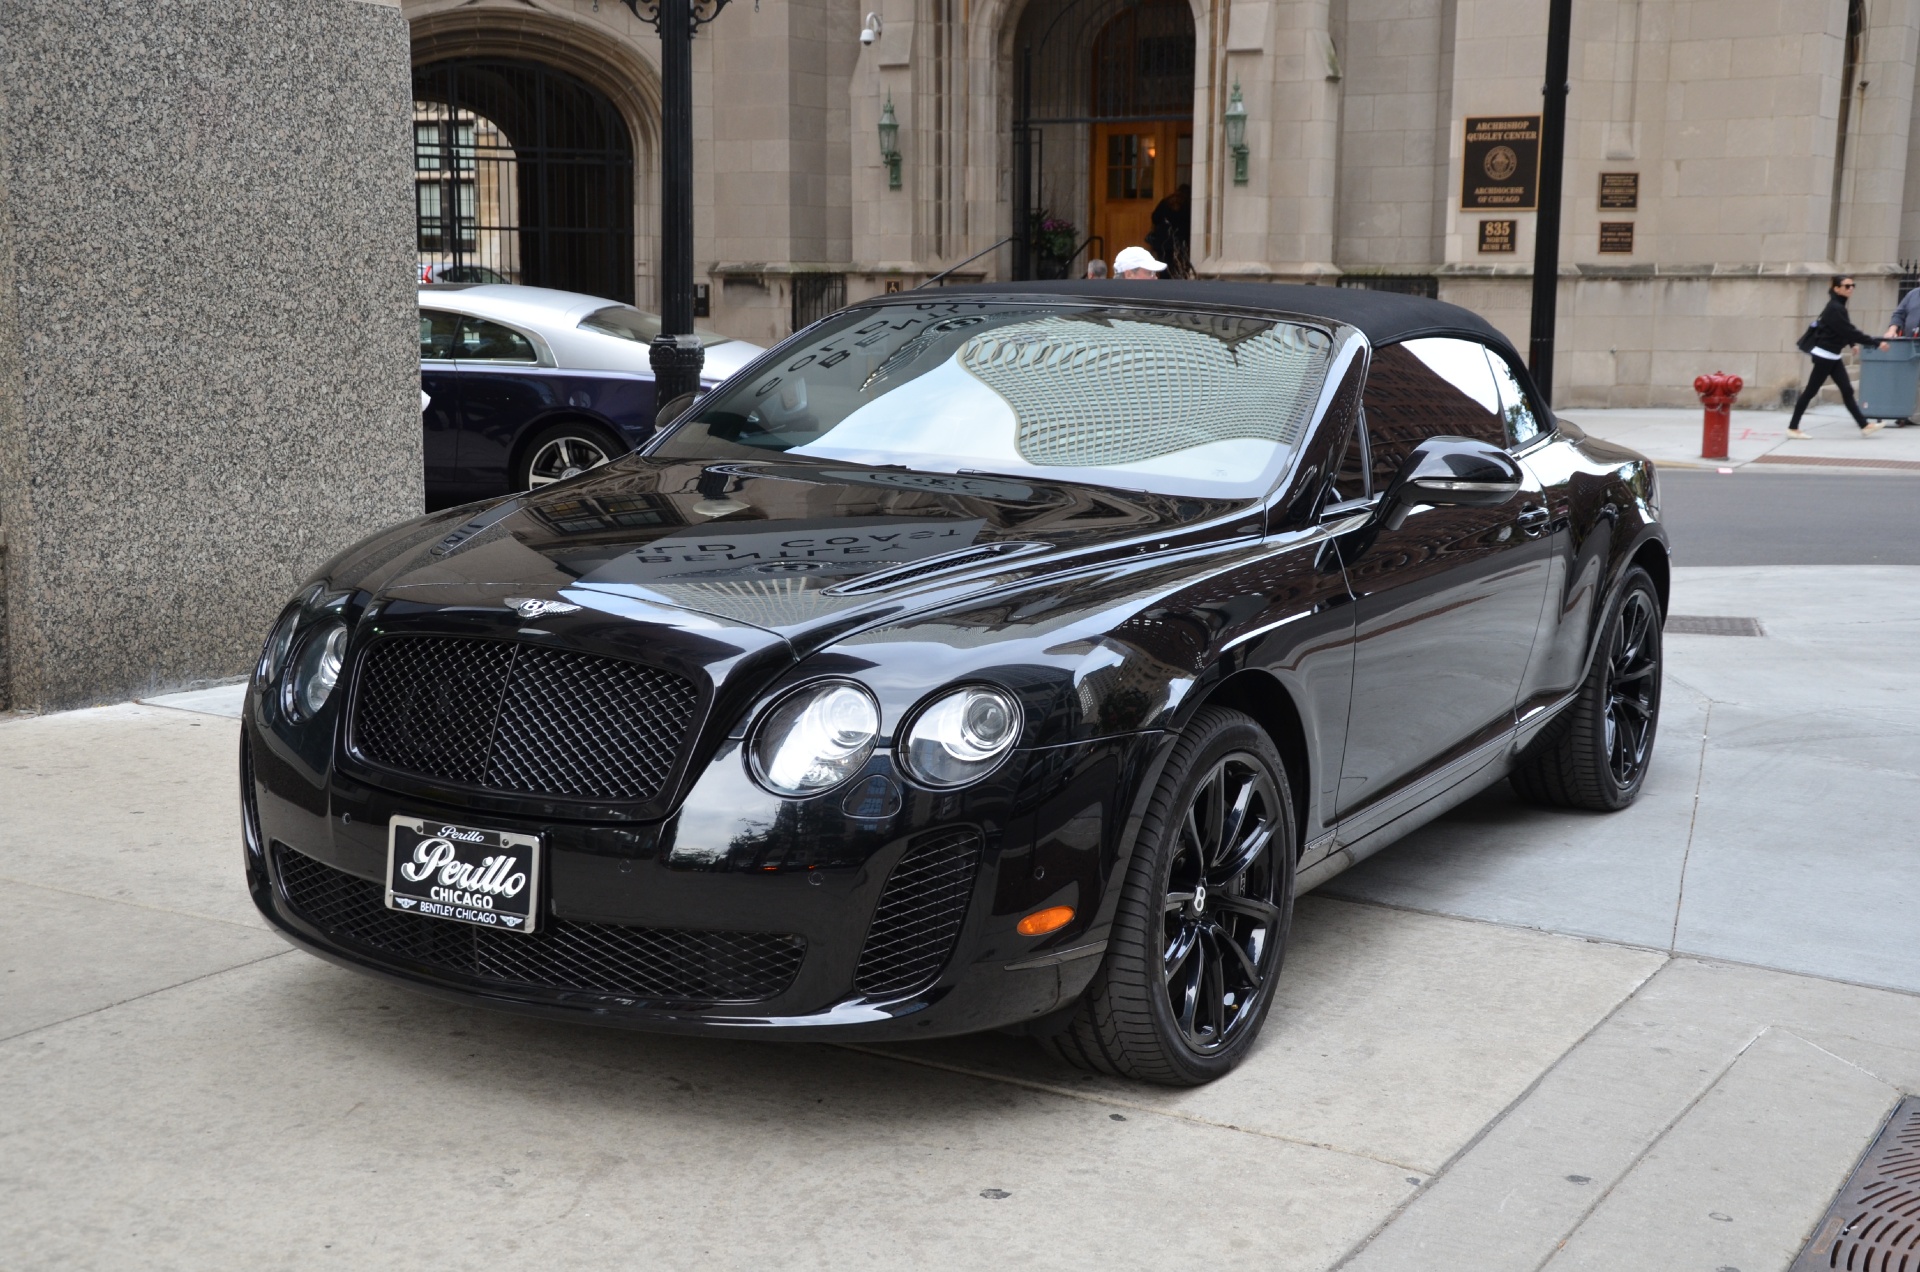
[1806,294,1879,355]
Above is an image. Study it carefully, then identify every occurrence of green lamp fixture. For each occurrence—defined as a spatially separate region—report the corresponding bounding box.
[1225,82,1249,186]
[878,94,901,190]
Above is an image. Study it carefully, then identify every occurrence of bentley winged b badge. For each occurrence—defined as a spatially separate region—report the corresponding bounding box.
[505,597,583,619]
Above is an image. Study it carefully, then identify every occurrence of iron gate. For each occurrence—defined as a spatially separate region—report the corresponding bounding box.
[413,60,634,303]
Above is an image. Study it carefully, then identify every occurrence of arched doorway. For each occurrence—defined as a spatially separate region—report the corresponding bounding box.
[1010,0,1194,279]
[413,60,635,303]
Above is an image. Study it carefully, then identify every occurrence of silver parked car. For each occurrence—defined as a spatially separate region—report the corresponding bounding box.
[417,284,765,508]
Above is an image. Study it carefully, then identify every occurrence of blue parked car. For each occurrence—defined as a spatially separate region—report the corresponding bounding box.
[418,284,764,509]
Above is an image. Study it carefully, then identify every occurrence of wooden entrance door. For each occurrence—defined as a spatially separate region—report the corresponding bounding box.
[1090,121,1192,272]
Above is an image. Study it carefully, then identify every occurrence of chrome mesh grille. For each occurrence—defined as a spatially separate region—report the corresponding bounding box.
[853,828,983,997]
[274,844,803,1003]
[352,636,699,801]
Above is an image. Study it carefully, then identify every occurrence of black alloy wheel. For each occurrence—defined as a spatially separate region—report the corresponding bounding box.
[1511,565,1664,811]
[515,421,624,491]
[1604,588,1660,789]
[1043,707,1296,1086]
[1161,754,1286,1055]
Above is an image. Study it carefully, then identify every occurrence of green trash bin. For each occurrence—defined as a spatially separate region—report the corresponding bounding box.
[1858,337,1920,422]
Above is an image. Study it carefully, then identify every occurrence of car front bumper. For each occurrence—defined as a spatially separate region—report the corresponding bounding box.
[243,719,1168,1040]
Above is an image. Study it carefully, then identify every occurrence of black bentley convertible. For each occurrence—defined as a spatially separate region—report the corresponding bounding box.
[244,281,1667,1085]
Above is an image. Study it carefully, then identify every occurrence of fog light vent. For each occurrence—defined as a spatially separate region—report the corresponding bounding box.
[853,827,983,997]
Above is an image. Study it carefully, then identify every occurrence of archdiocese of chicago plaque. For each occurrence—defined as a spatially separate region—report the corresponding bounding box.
[1599,172,1639,210]
[1479,219,1516,253]
[1461,116,1541,210]
[1599,222,1636,254]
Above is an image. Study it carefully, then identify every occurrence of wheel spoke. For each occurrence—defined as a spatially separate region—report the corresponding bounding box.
[1209,819,1273,888]
[1216,923,1263,984]
[1164,890,1195,913]
[1612,663,1655,684]
[1164,923,1200,982]
[1203,766,1227,868]
[1218,776,1256,865]
[1212,893,1279,926]
[1177,936,1206,1036]
[1202,937,1228,1040]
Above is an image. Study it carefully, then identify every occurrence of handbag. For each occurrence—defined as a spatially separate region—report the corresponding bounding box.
[1796,323,1820,354]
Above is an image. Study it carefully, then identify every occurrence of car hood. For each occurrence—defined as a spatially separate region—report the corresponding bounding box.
[339,455,1259,652]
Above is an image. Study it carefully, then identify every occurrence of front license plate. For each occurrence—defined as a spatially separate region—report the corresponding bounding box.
[386,816,541,933]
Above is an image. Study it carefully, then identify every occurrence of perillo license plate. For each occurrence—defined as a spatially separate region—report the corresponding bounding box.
[386,816,541,933]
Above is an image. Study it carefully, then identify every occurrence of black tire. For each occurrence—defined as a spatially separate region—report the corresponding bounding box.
[512,420,625,492]
[1042,707,1296,1086]
[1510,566,1663,811]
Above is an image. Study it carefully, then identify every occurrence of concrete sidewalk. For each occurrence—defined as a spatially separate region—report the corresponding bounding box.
[3,566,1916,1271]
[1562,403,1920,472]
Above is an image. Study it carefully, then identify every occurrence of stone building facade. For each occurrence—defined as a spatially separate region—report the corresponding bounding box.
[406,0,1917,406]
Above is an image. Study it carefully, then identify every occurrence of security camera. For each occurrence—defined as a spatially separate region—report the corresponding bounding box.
[861,13,882,45]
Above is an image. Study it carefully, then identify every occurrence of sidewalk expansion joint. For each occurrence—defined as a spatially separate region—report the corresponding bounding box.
[3,873,282,935]
[829,1042,1428,1173]
[1328,954,1675,1271]
[0,948,295,1047]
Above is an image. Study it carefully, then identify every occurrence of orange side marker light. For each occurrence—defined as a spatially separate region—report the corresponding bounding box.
[1017,905,1075,936]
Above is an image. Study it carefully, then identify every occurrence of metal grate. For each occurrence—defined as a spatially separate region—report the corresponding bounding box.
[1667,615,1765,637]
[791,274,846,333]
[412,60,634,302]
[275,844,802,1003]
[352,636,699,802]
[1793,1096,1920,1270]
[853,828,984,996]
[1337,274,1440,299]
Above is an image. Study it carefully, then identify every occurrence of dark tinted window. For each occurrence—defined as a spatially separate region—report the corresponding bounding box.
[420,309,459,360]
[1361,337,1505,489]
[455,317,537,363]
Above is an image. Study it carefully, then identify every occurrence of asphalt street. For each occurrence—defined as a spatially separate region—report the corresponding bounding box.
[1662,469,1920,565]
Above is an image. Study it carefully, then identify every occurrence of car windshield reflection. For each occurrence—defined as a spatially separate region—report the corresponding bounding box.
[651,302,1337,499]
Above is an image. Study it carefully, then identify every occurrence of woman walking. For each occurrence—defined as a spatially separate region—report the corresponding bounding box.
[1787,276,1889,438]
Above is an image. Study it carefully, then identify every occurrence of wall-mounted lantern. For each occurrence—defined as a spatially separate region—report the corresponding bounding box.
[1224,82,1249,186]
[878,94,901,190]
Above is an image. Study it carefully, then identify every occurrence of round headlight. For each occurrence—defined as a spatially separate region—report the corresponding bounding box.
[902,685,1021,788]
[750,681,880,797]
[282,624,348,720]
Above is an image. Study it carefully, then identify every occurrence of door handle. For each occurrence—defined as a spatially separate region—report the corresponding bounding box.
[1515,505,1551,537]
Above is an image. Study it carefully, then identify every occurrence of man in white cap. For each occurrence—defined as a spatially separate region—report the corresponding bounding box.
[1112,245,1166,280]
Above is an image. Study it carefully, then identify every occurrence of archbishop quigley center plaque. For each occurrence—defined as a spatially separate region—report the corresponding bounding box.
[1461,116,1541,210]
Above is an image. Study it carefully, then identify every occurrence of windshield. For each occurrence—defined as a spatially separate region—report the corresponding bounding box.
[648,301,1336,498]
[579,305,733,348]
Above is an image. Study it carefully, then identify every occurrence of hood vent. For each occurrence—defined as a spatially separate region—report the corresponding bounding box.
[823,541,1053,596]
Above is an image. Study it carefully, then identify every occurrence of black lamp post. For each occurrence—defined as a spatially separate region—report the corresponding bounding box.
[626,0,732,418]
[1528,0,1574,406]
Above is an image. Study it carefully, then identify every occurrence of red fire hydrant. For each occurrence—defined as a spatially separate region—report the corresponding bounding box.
[1693,371,1743,460]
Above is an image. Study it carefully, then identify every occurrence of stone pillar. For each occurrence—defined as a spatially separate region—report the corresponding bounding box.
[0,0,422,713]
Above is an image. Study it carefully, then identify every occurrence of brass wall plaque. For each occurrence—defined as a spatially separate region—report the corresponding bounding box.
[1461,116,1541,210]
[1478,219,1516,253]
[1600,172,1639,210]
[1599,222,1635,254]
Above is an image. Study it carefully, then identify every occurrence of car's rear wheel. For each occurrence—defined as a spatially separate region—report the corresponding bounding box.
[1042,707,1295,1086]
[514,421,624,491]
[1510,565,1663,811]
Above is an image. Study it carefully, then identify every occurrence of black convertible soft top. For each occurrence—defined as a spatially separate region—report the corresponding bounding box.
[910,279,1515,356]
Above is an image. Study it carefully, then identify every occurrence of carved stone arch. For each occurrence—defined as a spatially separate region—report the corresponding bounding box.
[405,5,664,303]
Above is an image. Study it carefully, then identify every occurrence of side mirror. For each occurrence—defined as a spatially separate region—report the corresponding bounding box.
[1382,436,1522,529]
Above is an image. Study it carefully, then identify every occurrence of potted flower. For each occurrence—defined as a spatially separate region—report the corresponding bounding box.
[1030,213,1078,279]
